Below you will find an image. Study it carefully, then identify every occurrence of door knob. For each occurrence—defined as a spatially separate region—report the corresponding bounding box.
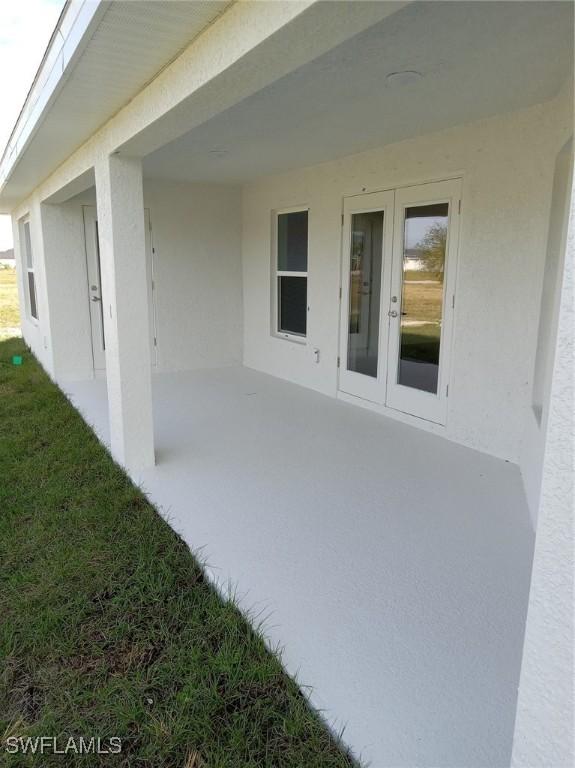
[389,309,398,318]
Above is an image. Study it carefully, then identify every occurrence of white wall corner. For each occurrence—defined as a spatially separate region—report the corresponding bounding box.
[511,176,575,767]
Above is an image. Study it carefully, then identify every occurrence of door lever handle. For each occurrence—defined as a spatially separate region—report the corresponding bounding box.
[388,309,398,318]
[91,296,102,302]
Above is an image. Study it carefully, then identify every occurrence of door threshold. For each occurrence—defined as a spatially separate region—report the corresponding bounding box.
[337,389,448,434]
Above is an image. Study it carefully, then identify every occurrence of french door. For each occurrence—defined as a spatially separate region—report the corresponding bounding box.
[338,190,394,402]
[338,178,461,425]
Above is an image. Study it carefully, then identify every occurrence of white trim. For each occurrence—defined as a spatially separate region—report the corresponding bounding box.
[338,189,395,403]
[277,270,307,278]
[276,331,307,344]
[385,178,462,425]
[340,172,466,202]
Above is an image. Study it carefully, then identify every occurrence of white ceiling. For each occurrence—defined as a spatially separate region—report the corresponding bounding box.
[143,1,574,184]
[4,0,230,205]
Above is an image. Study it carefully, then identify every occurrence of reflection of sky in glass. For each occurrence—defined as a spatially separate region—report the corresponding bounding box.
[405,217,438,250]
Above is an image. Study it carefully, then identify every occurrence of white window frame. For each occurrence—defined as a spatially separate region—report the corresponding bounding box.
[272,206,309,342]
[20,216,38,323]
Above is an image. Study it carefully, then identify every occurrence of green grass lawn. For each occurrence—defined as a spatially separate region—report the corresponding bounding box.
[0,337,354,768]
[0,268,21,340]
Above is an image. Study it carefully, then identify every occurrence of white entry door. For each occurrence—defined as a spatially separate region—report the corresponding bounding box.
[338,190,394,403]
[83,205,157,374]
[338,178,461,425]
[385,179,460,424]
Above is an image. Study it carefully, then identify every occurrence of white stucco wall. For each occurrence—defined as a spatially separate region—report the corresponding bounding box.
[39,201,94,381]
[520,139,573,523]
[242,92,572,464]
[143,180,243,372]
[511,178,574,768]
[14,94,569,470]
[13,179,243,381]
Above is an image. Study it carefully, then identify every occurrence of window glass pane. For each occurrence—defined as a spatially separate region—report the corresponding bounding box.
[28,271,38,320]
[347,210,383,378]
[278,211,308,272]
[24,221,33,268]
[398,202,448,394]
[278,276,306,336]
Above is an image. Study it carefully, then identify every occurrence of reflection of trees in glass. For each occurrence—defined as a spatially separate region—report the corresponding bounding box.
[400,218,446,368]
[415,221,447,277]
[349,232,363,334]
[350,232,364,271]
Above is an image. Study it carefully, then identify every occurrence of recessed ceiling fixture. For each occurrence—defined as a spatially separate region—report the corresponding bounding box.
[385,70,423,88]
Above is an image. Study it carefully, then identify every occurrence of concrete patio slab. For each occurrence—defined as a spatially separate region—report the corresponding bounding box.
[65,366,534,768]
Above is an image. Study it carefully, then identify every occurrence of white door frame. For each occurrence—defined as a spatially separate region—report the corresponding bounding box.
[337,177,461,425]
[83,206,106,373]
[385,178,461,425]
[83,205,157,374]
[338,189,394,403]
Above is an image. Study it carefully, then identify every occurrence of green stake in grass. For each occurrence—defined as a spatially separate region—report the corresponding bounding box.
[12,355,22,366]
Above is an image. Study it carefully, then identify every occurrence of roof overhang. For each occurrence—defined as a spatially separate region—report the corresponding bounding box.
[1,0,415,213]
[2,1,571,212]
[0,0,105,211]
[0,0,232,212]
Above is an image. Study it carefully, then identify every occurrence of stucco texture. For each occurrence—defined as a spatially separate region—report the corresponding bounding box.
[242,91,572,464]
[511,180,574,767]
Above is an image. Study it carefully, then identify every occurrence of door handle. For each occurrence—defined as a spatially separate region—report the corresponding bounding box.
[91,296,102,302]
[388,310,398,318]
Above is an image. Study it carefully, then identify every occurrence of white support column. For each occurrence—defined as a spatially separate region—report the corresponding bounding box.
[511,180,574,766]
[95,154,155,472]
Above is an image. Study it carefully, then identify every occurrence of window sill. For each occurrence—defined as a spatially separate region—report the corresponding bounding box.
[273,332,307,346]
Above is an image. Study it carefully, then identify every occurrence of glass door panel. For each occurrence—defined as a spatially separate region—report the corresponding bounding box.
[385,178,461,425]
[338,189,394,404]
[347,211,383,378]
[398,203,448,394]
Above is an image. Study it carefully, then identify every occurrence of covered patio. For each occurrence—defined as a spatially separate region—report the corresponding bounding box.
[65,365,534,767]
[4,1,572,765]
